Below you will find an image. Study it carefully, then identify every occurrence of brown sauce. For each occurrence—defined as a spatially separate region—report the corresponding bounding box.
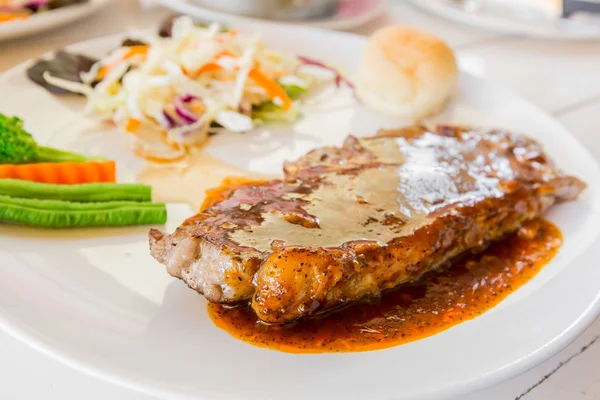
[208,218,562,353]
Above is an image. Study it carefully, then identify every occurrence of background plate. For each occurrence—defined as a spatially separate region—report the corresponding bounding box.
[0,0,115,41]
[150,0,385,30]
[0,21,600,400]
[409,0,600,41]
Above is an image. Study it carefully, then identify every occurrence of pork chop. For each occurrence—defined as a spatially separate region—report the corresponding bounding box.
[149,125,585,324]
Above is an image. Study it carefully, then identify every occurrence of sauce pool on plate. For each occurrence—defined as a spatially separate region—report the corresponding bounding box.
[208,219,562,353]
[138,151,272,210]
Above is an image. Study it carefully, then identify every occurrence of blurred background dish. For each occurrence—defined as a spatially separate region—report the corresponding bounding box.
[409,0,600,40]
[0,0,114,41]
[149,0,385,30]
[193,0,338,21]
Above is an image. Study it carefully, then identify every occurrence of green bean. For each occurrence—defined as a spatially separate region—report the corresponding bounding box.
[0,179,152,202]
[0,195,167,228]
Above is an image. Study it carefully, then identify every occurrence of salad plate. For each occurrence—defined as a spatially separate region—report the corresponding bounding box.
[0,0,114,41]
[1,19,600,400]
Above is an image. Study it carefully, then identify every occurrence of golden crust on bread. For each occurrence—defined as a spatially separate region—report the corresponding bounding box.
[356,25,458,120]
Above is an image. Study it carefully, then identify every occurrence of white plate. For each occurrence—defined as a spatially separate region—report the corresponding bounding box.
[409,0,600,41]
[150,0,385,30]
[0,0,114,41]
[1,21,600,400]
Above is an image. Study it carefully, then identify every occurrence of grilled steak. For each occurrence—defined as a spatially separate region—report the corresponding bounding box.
[149,125,585,324]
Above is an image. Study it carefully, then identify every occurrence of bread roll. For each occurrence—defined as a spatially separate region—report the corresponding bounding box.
[356,25,458,120]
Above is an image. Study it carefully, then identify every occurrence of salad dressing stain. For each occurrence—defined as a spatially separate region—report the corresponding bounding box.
[208,218,562,353]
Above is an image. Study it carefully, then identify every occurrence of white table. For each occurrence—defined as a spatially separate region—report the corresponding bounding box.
[2,1,599,399]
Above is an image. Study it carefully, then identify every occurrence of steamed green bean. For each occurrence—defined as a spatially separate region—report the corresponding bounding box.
[0,179,152,202]
[0,195,166,228]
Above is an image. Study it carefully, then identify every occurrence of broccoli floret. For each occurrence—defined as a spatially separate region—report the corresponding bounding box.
[0,113,99,164]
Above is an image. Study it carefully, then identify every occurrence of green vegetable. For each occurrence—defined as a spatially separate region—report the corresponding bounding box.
[0,114,101,164]
[253,101,279,113]
[0,179,152,203]
[0,195,167,228]
[251,84,306,123]
[252,101,301,123]
[281,84,307,100]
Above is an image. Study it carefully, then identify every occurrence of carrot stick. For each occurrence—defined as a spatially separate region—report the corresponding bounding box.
[98,160,116,181]
[0,13,30,23]
[38,164,59,184]
[0,161,116,184]
[81,162,101,183]
[248,68,292,111]
[60,162,80,184]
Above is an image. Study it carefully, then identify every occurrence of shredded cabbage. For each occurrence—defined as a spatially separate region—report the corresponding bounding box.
[43,16,322,162]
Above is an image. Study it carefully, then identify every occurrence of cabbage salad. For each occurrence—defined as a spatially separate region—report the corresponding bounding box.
[44,16,330,162]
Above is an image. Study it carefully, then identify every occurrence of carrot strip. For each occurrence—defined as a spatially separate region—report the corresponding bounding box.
[190,51,238,77]
[123,45,150,60]
[195,62,223,76]
[96,66,110,80]
[125,118,141,133]
[0,13,30,23]
[248,68,292,111]
[96,46,150,80]
[0,161,116,184]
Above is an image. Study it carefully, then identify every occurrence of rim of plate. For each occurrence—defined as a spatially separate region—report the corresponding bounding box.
[0,26,600,400]
[151,0,386,30]
[2,272,600,400]
[0,0,115,41]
